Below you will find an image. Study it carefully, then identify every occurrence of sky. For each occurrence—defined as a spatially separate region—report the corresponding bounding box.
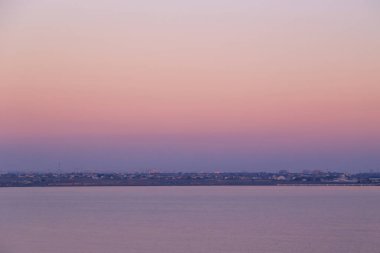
[0,0,379,172]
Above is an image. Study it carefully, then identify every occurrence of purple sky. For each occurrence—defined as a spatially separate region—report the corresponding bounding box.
[1,0,379,172]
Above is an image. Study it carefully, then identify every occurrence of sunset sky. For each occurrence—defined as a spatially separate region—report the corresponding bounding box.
[1,0,379,172]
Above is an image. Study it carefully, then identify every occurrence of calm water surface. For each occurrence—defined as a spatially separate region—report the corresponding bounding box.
[1,186,379,253]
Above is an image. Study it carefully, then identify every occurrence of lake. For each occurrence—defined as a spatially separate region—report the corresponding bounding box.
[0,186,379,253]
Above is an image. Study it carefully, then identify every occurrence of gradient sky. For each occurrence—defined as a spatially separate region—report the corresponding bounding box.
[1,0,379,172]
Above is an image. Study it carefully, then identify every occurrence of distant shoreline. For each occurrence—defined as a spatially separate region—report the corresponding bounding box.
[1,172,380,187]
[1,185,380,189]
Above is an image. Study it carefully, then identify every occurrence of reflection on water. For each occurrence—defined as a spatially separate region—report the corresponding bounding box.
[1,186,380,253]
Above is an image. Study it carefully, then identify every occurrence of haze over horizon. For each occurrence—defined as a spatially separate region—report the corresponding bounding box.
[1,0,379,172]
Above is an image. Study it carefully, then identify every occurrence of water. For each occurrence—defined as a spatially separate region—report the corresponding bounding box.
[0,186,379,253]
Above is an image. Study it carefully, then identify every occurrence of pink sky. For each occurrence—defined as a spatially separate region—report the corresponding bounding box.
[0,0,379,171]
